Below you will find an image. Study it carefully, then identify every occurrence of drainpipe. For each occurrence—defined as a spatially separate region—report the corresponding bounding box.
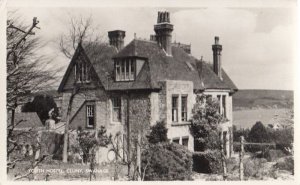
[126,91,130,177]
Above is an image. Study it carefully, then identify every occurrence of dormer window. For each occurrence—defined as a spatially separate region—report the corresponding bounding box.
[74,62,91,83]
[115,59,135,81]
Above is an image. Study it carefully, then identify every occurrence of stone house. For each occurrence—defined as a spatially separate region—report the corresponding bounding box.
[58,11,237,161]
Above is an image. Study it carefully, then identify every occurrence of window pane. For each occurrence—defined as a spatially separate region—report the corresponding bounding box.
[129,59,135,80]
[217,95,221,114]
[116,61,120,81]
[125,59,129,80]
[172,138,180,144]
[112,98,121,122]
[181,96,187,121]
[172,96,178,122]
[222,95,226,118]
[121,61,125,80]
[182,137,189,147]
[86,105,95,128]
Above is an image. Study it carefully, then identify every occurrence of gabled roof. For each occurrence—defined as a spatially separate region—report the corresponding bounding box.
[58,39,237,93]
[7,112,43,129]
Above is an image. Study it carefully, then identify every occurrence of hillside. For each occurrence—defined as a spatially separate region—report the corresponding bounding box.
[233,89,293,111]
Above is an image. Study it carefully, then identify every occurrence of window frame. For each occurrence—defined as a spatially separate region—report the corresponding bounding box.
[182,136,189,147]
[172,95,179,122]
[111,97,122,123]
[181,95,188,122]
[74,61,91,83]
[86,104,95,129]
[114,58,137,82]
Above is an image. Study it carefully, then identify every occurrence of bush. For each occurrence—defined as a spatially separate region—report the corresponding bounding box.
[243,157,268,178]
[246,121,271,153]
[192,150,222,174]
[147,121,168,144]
[265,149,286,162]
[268,128,293,152]
[274,156,294,173]
[141,142,193,181]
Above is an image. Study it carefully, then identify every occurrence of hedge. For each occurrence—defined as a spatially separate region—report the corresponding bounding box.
[192,150,222,174]
[142,142,193,181]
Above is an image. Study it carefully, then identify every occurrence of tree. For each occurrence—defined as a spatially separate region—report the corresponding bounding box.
[59,15,106,163]
[141,122,193,180]
[147,121,168,144]
[22,94,59,123]
[190,94,224,151]
[189,94,228,179]
[7,13,58,178]
[247,121,270,143]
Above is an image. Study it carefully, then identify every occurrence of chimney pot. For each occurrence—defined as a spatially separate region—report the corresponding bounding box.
[154,11,173,56]
[212,36,223,79]
[108,30,126,51]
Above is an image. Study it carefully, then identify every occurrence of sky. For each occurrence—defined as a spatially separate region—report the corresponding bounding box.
[6,4,298,90]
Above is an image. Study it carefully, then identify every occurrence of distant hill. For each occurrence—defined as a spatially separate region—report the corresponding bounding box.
[233,89,293,111]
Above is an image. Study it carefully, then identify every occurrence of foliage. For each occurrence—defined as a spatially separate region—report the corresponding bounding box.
[247,121,270,143]
[147,121,168,144]
[77,126,111,163]
[268,128,293,152]
[22,94,59,123]
[190,94,224,151]
[243,157,268,179]
[264,149,286,162]
[141,142,193,181]
[192,150,222,174]
[274,156,294,173]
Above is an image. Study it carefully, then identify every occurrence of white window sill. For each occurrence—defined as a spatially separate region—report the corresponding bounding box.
[110,121,122,125]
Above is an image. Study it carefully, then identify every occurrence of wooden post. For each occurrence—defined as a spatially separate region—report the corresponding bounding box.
[239,136,244,181]
[221,136,227,181]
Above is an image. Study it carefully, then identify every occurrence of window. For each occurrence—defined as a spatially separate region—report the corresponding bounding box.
[172,138,180,144]
[182,137,189,147]
[217,95,221,114]
[115,59,135,81]
[222,95,226,118]
[181,96,188,121]
[112,97,121,122]
[74,62,91,83]
[172,96,178,122]
[86,105,95,128]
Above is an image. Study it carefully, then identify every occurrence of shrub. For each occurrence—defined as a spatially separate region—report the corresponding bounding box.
[274,156,294,173]
[246,121,270,153]
[147,121,168,144]
[264,149,286,162]
[268,128,293,152]
[141,143,193,181]
[243,157,268,178]
[192,150,222,174]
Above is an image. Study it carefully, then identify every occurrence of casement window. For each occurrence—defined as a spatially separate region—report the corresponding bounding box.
[86,105,95,128]
[115,59,135,81]
[74,62,91,83]
[182,137,189,147]
[181,96,188,121]
[172,96,178,122]
[112,97,121,123]
[222,95,226,118]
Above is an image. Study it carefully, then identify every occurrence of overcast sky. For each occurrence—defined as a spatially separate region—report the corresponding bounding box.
[7,5,297,90]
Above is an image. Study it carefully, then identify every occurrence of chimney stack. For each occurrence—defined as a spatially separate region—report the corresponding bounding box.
[212,36,223,79]
[108,30,126,51]
[154,11,173,56]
